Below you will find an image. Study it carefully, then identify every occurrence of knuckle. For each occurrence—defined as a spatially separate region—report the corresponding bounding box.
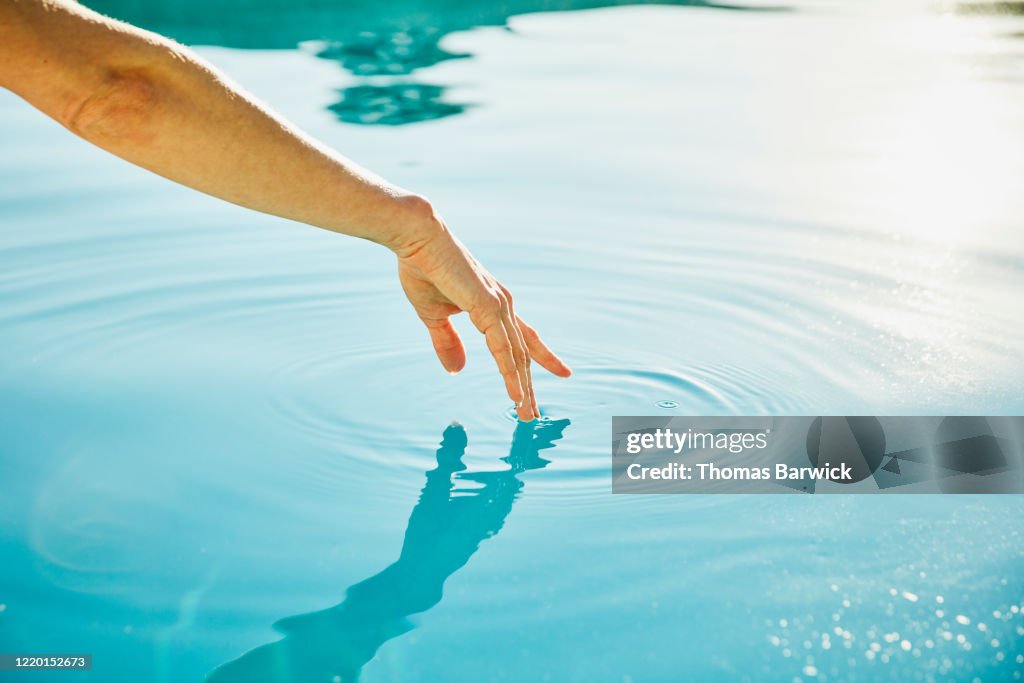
[486,331,512,355]
[497,283,514,306]
[494,291,510,314]
[470,296,503,328]
[484,292,503,315]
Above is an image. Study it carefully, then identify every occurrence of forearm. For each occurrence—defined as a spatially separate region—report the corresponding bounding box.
[0,0,569,418]
[0,0,432,250]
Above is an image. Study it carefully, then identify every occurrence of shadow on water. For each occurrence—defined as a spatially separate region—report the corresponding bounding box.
[81,0,787,125]
[205,418,570,683]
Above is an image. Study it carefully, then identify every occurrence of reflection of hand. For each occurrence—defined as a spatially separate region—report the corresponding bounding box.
[394,205,571,421]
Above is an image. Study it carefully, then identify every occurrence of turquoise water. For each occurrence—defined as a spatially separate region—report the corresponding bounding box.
[2,0,1024,681]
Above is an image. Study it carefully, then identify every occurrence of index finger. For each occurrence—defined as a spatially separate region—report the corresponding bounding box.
[503,305,538,421]
[482,319,526,407]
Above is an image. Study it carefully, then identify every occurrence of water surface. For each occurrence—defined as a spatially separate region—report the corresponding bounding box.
[1,1,1023,681]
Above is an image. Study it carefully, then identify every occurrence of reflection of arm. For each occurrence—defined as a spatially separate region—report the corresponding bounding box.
[397,473,520,571]
[393,428,516,577]
[207,421,567,683]
[393,419,566,575]
[345,424,523,613]
[0,0,431,249]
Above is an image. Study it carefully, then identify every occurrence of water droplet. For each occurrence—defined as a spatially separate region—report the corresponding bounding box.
[656,400,679,409]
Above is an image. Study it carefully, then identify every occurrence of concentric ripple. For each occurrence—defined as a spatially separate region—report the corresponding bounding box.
[3,6,1024,680]
[266,341,813,503]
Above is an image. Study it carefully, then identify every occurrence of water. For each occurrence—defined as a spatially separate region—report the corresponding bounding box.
[2,0,1024,681]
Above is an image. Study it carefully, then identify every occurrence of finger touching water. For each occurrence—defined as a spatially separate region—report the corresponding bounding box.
[0,0,569,422]
[481,317,526,408]
[498,286,539,420]
[395,218,571,421]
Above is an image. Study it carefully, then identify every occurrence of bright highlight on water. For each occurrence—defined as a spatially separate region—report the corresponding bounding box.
[1,0,1023,681]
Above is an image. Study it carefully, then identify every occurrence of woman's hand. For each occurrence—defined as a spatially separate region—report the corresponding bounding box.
[393,203,571,421]
[0,2,570,418]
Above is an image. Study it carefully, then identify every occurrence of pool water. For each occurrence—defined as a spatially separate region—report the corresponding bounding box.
[2,0,1024,681]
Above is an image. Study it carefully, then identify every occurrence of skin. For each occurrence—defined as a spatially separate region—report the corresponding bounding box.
[0,0,571,420]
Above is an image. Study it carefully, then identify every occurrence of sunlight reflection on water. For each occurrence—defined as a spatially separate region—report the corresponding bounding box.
[1,1,1023,681]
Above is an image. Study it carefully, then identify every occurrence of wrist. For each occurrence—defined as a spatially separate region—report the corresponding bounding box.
[384,194,448,258]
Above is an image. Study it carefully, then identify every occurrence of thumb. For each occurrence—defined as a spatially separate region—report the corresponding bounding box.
[423,318,467,374]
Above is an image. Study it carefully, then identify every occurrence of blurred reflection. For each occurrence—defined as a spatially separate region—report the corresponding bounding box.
[956,1,1024,15]
[81,0,785,124]
[206,418,570,683]
[328,83,469,126]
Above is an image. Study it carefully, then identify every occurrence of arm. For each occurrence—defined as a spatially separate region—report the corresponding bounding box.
[0,0,570,420]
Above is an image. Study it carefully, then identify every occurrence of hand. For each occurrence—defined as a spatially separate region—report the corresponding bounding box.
[392,202,571,421]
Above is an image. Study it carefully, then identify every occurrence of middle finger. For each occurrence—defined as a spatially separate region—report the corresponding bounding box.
[500,299,536,421]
